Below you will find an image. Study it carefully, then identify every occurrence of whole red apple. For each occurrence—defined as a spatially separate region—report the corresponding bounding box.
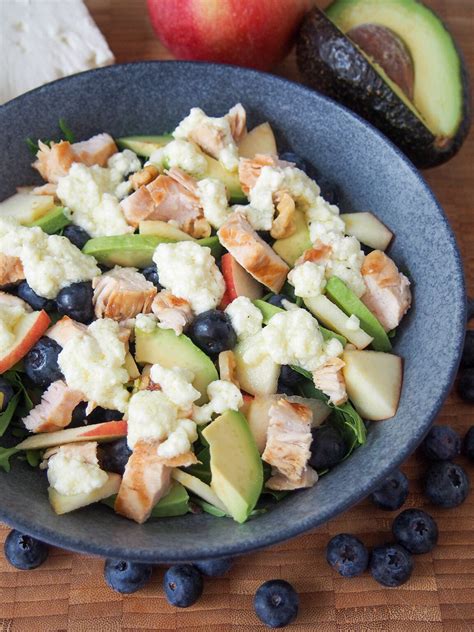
[147,0,311,71]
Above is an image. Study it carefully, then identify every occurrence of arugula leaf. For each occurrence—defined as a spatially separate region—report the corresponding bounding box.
[186,447,211,484]
[388,328,397,339]
[0,447,19,472]
[26,450,42,468]
[58,118,75,143]
[26,137,39,155]
[0,391,21,437]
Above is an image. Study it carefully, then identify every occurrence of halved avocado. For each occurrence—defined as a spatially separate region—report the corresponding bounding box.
[296,2,470,168]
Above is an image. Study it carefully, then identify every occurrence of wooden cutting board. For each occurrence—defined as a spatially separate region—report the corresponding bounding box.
[1,1,473,629]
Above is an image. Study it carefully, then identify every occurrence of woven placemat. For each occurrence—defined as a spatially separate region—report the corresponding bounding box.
[0,0,473,629]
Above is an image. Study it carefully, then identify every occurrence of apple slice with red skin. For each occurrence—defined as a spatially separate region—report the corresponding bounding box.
[220,253,263,309]
[15,420,128,451]
[0,310,51,374]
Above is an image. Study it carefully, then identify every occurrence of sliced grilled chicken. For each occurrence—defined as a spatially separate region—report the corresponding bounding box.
[238,154,292,195]
[43,441,99,465]
[71,133,117,167]
[151,290,193,335]
[295,241,333,265]
[217,212,289,293]
[92,267,157,321]
[266,466,318,491]
[361,250,412,332]
[114,440,172,524]
[23,380,85,433]
[0,253,24,287]
[46,316,87,346]
[313,357,347,406]
[32,183,58,197]
[262,399,313,484]
[218,350,240,387]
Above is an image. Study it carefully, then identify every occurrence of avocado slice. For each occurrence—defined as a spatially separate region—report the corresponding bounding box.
[325,276,391,351]
[202,410,263,524]
[102,481,189,518]
[296,4,470,168]
[273,210,312,267]
[253,298,347,346]
[117,135,245,202]
[26,206,71,234]
[134,324,218,404]
[82,234,222,267]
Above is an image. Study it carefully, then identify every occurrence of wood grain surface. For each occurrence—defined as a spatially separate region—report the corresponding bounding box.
[1,0,473,630]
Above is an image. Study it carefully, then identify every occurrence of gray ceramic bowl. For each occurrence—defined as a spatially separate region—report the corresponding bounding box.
[0,62,465,562]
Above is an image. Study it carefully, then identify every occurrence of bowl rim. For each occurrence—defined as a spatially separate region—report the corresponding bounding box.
[0,60,466,561]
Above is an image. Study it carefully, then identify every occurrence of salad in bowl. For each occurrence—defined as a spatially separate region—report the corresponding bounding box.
[0,103,411,525]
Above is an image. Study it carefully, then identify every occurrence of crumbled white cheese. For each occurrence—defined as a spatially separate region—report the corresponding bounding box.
[346,314,361,331]
[0,217,100,299]
[224,296,263,340]
[318,337,345,367]
[127,390,197,458]
[153,241,225,314]
[135,313,158,333]
[0,300,28,350]
[149,364,200,413]
[173,107,239,171]
[58,318,130,412]
[56,155,139,237]
[287,261,326,298]
[47,447,107,496]
[322,234,366,297]
[247,167,285,230]
[197,178,231,228]
[192,379,243,424]
[147,139,207,176]
[306,195,346,243]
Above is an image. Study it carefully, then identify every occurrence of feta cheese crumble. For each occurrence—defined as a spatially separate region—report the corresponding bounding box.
[287,261,326,298]
[58,318,130,412]
[0,298,29,350]
[0,218,100,299]
[135,313,158,333]
[149,364,200,413]
[225,296,263,340]
[57,149,140,238]
[153,241,225,314]
[197,178,231,229]
[192,379,243,424]
[147,139,207,176]
[47,445,107,496]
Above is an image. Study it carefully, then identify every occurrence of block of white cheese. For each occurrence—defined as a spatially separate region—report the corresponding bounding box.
[1,0,115,104]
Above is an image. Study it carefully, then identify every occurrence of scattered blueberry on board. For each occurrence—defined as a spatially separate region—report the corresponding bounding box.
[424,461,470,508]
[56,281,95,324]
[163,564,203,607]
[326,533,369,578]
[458,368,474,402]
[463,426,474,461]
[4,530,49,570]
[460,330,474,368]
[16,281,56,312]
[369,544,413,588]
[24,336,63,387]
[62,225,91,250]
[253,579,299,629]
[194,557,234,577]
[188,309,237,355]
[370,469,409,511]
[104,559,153,594]
[309,424,347,470]
[0,377,14,414]
[392,509,438,554]
[421,425,461,461]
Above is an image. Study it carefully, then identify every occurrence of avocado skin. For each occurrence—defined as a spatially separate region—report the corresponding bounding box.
[296,8,470,168]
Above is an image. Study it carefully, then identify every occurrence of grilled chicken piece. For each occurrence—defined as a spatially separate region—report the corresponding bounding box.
[92,267,157,321]
[361,250,412,332]
[151,290,193,335]
[43,441,99,465]
[238,154,287,195]
[156,451,198,468]
[0,253,24,287]
[218,212,289,293]
[71,133,117,167]
[32,183,58,197]
[295,241,333,265]
[266,466,318,491]
[313,358,347,406]
[46,316,87,346]
[218,350,240,387]
[114,440,172,524]
[262,399,313,485]
[23,380,85,433]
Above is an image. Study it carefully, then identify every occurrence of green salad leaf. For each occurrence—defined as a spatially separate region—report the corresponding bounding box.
[26,450,42,468]
[185,447,211,484]
[58,118,75,143]
[0,391,21,438]
[0,447,19,472]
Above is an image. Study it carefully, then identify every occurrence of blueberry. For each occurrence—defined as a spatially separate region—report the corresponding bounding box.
[100,438,132,475]
[326,533,369,577]
[253,579,299,628]
[0,377,14,413]
[104,559,152,594]
[4,530,49,570]
[392,509,438,554]
[63,225,91,250]
[463,426,474,461]
[467,297,474,322]
[24,337,63,387]
[458,368,474,402]
[163,564,203,607]
[56,281,94,323]
[370,470,409,511]
[267,294,288,309]
[257,230,275,245]
[16,281,56,312]
[188,309,236,355]
[279,365,301,387]
[318,176,340,206]
[276,380,296,396]
[421,425,461,461]
[141,265,161,289]
[309,425,347,470]
[194,557,234,577]
[370,544,413,587]
[425,461,470,508]
[87,407,124,423]
[460,330,474,368]
[69,402,87,427]
[279,151,307,173]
